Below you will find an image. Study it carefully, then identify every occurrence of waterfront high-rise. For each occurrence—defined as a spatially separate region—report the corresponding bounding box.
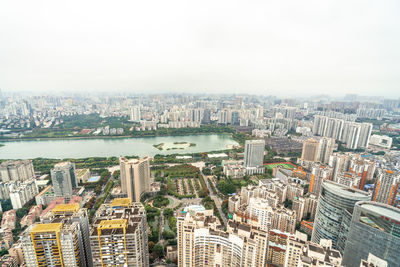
[129,106,141,122]
[21,204,92,267]
[372,169,399,206]
[342,201,400,267]
[244,140,265,174]
[50,162,78,198]
[89,199,149,267]
[120,156,150,202]
[311,181,370,252]
[0,160,35,182]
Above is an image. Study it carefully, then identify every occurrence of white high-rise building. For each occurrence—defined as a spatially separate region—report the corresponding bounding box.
[325,118,344,140]
[9,178,38,209]
[284,232,342,267]
[177,205,269,267]
[129,106,141,122]
[357,123,373,148]
[0,160,35,182]
[247,197,296,233]
[313,115,372,150]
[244,140,265,174]
[120,157,150,202]
[312,115,329,136]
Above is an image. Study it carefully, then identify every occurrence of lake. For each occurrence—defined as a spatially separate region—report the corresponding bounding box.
[0,134,238,159]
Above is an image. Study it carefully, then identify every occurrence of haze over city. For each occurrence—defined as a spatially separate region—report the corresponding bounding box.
[1,1,400,267]
[1,0,400,97]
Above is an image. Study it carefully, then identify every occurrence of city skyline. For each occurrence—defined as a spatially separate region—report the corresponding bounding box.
[1,1,400,266]
[1,0,400,97]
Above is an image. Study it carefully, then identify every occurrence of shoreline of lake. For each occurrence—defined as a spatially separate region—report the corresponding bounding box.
[0,134,239,159]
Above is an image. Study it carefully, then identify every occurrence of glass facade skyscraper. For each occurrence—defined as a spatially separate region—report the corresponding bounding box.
[343,201,400,267]
[311,181,370,252]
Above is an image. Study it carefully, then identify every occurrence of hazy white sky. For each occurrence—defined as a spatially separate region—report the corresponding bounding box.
[0,0,399,97]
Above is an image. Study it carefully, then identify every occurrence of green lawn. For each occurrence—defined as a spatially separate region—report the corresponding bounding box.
[264,162,295,170]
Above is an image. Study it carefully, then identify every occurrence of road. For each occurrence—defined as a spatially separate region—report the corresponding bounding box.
[202,172,228,225]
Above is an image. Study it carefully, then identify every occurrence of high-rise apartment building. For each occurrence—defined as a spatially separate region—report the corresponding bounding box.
[312,115,329,136]
[177,205,269,267]
[301,137,335,164]
[51,162,78,198]
[244,140,265,174]
[9,178,38,209]
[89,199,149,267]
[357,108,386,119]
[372,169,399,206]
[359,254,388,267]
[357,122,373,148]
[21,204,92,267]
[267,229,290,266]
[301,139,319,162]
[313,115,372,150]
[317,137,335,164]
[247,197,296,233]
[329,153,375,190]
[129,106,141,122]
[0,160,35,182]
[311,181,370,252]
[284,232,342,267]
[120,156,150,202]
[325,118,344,140]
[342,201,400,267]
[309,164,333,196]
[202,109,211,124]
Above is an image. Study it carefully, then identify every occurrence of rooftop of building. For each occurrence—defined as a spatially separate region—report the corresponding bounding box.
[31,223,62,233]
[91,203,145,236]
[110,198,131,208]
[75,168,89,176]
[323,180,370,199]
[52,203,80,214]
[357,201,400,224]
[53,161,73,168]
[0,160,32,167]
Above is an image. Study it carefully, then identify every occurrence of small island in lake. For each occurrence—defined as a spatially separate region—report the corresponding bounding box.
[153,141,196,151]
[153,143,164,150]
